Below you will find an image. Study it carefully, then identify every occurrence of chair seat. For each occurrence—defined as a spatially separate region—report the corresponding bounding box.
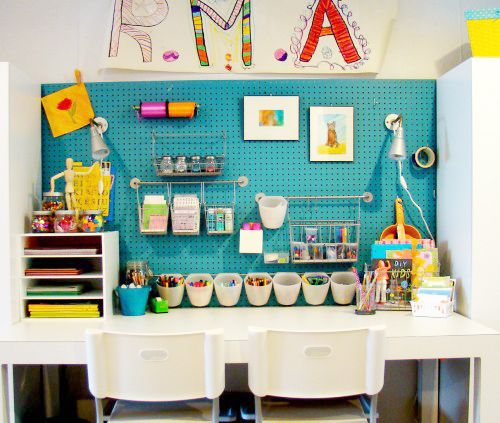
[109,399,214,422]
[261,397,367,423]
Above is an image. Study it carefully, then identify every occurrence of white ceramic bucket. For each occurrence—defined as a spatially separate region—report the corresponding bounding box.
[214,273,243,307]
[273,272,302,306]
[330,271,357,305]
[185,273,214,307]
[156,273,185,307]
[301,272,330,305]
[244,273,273,306]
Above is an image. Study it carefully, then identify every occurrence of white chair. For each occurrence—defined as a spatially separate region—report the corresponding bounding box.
[248,326,386,423]
[86,329,225,422]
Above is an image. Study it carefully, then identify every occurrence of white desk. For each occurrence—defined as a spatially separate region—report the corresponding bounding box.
[0,307,499,422]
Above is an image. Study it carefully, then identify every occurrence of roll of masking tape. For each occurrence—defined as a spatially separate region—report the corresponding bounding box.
[412,146,436,169]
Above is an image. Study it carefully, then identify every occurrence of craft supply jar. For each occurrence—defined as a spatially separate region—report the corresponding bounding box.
[54,210,77,233]
[175,156,188,173]
[31,211,54,233]
[79,210,104,233]
[190,156,202,173]
[205,156,217,173]
[42,192,65,212]
[125,260,153,286]
[159,156,174,175]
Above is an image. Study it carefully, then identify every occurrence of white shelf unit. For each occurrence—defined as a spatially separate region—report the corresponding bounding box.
[19,232,119,319]
[437,58,500,332]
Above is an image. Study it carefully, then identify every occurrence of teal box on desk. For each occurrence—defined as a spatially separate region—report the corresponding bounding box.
[150,297,169,313]
[371,243,422,260]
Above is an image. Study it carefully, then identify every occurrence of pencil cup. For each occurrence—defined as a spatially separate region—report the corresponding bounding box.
[258,196,288,229]
[185,274,214,307]
[244,273,272,306]
[214,273,243,307]
[272,272,302,306]
[355,284,376,315]
[330,272,357,305]
[117,285,151,316]
[301,272,330,305]
[156,274,184,308]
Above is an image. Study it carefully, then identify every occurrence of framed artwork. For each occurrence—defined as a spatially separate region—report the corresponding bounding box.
[309,107,354,162]
[244,96,299,141]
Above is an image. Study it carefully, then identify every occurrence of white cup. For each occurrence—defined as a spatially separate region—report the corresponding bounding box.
[214,273,243,307]
[258,196,288,229]
[301,272,330,305]
[244,273,273,306]
[330,271,357,305]
[273,272,302,306]
[156,274,185,308]
[185,273,214,307]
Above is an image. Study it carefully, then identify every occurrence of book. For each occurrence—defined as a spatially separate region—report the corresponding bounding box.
[27,284,85,296]
[372,259,413,310]
[24,248,99,256]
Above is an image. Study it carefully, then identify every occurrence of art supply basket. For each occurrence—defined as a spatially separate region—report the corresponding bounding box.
[116,285,151,316]
[465,9,500,57]
[410,301,453,318]
[286,194,371,264]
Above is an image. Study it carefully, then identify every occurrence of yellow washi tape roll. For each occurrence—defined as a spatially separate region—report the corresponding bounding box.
[412,146,436,169]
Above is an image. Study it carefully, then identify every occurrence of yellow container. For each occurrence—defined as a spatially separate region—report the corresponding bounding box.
[466,9,500,57]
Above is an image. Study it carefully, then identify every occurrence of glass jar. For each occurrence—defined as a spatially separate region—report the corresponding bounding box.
[159,156,174,175]
[190,156,201,173]
[42,192,65,211]
[205,156,217,173]
[79,210,104,232]
[175,156,188,173]
[54,210,77,233]
[126,260,153,286]
[31,211,54,233]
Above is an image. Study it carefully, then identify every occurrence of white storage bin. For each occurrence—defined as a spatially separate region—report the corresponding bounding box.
[185,273,214,307]
[239,229,263,254]
[330,271,357,305]
[244,273,272,306]
[214,273,243,307]
[156,274,185,307]
[258,196,288,229]
[301,272,331,305]
[272,272,302,306]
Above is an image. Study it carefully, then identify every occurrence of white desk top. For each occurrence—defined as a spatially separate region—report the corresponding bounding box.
[0,306,496,342]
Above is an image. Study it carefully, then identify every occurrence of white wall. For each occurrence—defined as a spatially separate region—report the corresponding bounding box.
[0,0,498,83]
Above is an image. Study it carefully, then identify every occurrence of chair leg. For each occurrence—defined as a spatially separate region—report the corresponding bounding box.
[94,398,104,423]
[254,395,263,423]
[212,397,220,423]
[369,394,378,423]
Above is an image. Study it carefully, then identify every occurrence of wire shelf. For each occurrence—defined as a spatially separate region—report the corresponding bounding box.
[152,132,227,177]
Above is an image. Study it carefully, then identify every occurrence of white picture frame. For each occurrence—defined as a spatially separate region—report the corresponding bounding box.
[309,106,354,162]
[244,96,300,141]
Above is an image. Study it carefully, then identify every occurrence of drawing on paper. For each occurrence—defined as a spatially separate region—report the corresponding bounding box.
[190,0,252,67]
[291,0,369,71]
[109,0,169,62]
[310,107,354,162]
[259,110,284,127]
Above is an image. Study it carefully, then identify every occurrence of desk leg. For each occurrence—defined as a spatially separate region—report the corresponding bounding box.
[418,360,439,423]
[0,365,15,423]
[474,352,500,423]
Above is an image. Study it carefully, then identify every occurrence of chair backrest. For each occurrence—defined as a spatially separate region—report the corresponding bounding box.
[248,326,385,398]
[86,329,224,402]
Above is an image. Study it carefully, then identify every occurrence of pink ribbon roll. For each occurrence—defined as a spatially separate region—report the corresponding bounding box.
[139,101,168,118]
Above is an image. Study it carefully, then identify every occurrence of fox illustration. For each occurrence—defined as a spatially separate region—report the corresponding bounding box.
[326,121,338,148]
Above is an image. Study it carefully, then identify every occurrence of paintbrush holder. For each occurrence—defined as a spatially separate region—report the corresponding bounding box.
[355,284,376,315]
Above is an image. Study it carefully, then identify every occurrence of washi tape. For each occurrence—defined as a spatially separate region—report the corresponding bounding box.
[412,146,436,168]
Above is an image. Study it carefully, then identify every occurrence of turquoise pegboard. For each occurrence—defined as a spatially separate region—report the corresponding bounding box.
[41,79,436,307]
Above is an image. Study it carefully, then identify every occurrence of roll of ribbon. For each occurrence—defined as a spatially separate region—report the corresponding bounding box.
[134,101,198,119]
[412,146,436,169]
